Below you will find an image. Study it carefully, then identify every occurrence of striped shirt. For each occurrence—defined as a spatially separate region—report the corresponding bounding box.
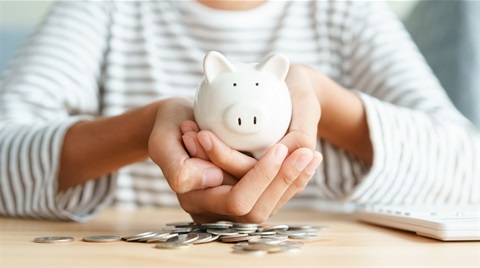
[1,0,478,221]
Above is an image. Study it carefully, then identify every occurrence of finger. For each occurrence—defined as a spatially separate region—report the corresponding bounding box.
[150,125,223,193]
[176,144,288,216]
[180,120,200,134]
[282,65,321,152]
[182,131,209,160]
[180,152,321,224]
[272,151,323,215]
[197,130,257,178]
[182,131,239,185]
[243,148,314,222]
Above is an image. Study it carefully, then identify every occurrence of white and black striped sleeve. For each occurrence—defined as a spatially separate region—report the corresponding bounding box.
[0,0,116,221]
[318,1,479,205]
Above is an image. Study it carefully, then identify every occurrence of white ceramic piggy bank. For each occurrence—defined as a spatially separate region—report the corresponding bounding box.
[194,51,292,159]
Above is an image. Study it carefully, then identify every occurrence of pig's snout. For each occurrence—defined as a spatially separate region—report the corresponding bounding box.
[223,103,267,135]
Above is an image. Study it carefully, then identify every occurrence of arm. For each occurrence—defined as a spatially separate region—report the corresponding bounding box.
[0,2,116,220]
[303,66,374,166]
[58,102,159,191]
[316,1,479,204]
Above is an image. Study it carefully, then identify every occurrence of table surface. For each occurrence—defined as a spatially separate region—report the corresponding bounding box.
[1,207,479,267]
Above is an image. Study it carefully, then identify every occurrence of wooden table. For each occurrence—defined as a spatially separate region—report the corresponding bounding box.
[1,207,479,267]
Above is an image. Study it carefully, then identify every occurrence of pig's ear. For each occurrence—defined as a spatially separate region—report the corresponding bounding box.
[256,54,289,81]
[203,51,235,85]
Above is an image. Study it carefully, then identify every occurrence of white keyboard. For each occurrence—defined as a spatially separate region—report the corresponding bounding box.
[355,204,480,241]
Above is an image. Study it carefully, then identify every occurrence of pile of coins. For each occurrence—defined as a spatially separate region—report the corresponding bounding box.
[122,221,325,255]
[34,221,326,255]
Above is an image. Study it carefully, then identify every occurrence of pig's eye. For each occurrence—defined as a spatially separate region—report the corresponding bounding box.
[255,83,259,86]
[233,83,237,86]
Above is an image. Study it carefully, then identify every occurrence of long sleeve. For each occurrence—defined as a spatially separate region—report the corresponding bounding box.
[0,1,116,221]
[315,1,479,205]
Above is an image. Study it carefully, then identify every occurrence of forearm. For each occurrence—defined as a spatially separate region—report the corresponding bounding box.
[58,102,160,191]
[306,67,373,165]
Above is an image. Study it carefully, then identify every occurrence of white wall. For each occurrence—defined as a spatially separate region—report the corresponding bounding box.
[1,1,54,26]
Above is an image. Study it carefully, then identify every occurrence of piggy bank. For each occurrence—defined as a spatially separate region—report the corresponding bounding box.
[194,51,292,159]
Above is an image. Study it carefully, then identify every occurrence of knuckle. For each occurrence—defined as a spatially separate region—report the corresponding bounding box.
[211,150,229,166]
[244,211,269,224]
[278,171,297,187]
[291,131,316,151]
[252,163,277,183]
[167,167,190,194]
[293,175,311,194]
[226,196,250,216]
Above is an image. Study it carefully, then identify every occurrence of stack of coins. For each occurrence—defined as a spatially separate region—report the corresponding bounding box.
[33,221,327,255]
[121,221,326,255]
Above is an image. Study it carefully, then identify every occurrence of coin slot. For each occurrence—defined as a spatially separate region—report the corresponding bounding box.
[238,118,242,126]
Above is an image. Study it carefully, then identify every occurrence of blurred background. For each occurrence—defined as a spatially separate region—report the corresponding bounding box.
[1,1,478,127]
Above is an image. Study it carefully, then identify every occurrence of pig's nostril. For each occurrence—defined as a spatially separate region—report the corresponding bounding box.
[238,118,242,126]
[254,116,257,125]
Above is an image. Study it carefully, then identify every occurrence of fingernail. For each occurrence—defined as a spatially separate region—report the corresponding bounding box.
[295,153,312,171]
[182,135,197,156]
[202,168,223,188]
[305,152,323,175]
[274,144,288,164]
[198,133,213,151]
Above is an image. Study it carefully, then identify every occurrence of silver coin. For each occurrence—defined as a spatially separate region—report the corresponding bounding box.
[233,242,250,249]
[155,242,193,249]
[200,223,232,229]
[207,228,239,236]
[248,237,284,245]
[288,225,327,231]
[243,244,284,253]
[162,227,193,233]
[253,231,276,236]
[274,234,289,240]
[166,221,195,227]
[145,233,177,243]
[279,230,308,236]
[192,234,219,244]
[33,236,74,243]
[221,234,250,243]
[166,233,199,244]
[262,224,289,232]
[280,240,304,247]
[236,229,258,234]
[281,246,302,254]
[191,233,213,244]
[232,248,268,256]
[82,235,121,243]
[246,235,261,242]
[122,231,157,241]
[288,233,319,240]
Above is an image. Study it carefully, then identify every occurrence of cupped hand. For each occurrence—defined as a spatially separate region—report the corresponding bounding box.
[178,121,322,223]
[175,64,324,223]
[148,98,225,194]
